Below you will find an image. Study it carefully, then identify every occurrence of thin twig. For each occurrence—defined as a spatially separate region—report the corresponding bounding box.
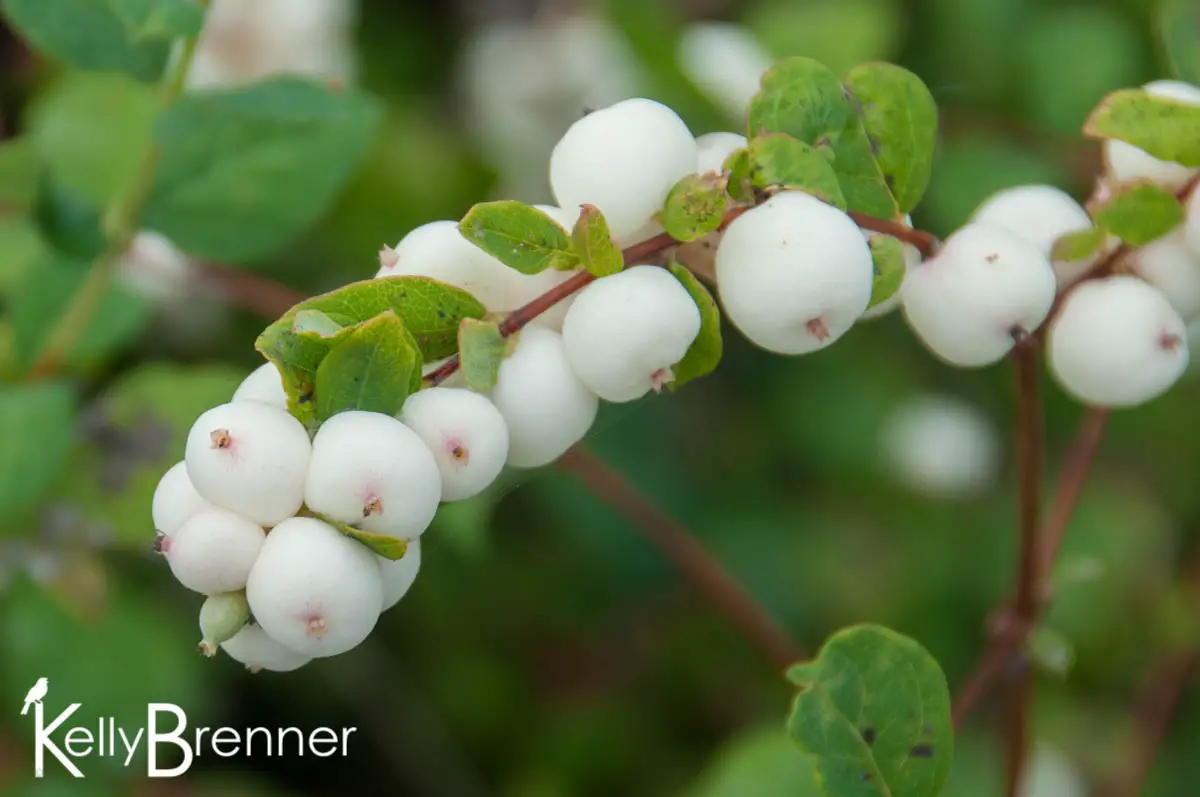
[556,446,805,671]
[1003,668,1035,797]
[848,211,941,257]
[196,261,307,318]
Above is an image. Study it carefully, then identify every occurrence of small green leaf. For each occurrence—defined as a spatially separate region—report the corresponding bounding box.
[313,311,420,422]
[459,200,581,275]
[660,174,729,243]
[746,134,846,209]
[747,57,856,145]
[1091,180,1183,245]
[292,309,350,337]
[667,263,721,389]
[144,77,383,264]
[1,0,170,81]
[866,235,906,310]
[723,148,757,203]
[826,118,900,219]
[1084,88,1200,168]
[311,512,410,561]
[787,623,953,797]
[0,381,74,518]
[108,0,204,42]
[458,318,506,393]
[1159,0,1200,86]
[1051,227,1106,263]
[570,204,624,276]
[844,62,938,214]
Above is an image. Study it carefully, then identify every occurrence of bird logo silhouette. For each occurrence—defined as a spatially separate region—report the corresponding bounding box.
[21,678,48,716]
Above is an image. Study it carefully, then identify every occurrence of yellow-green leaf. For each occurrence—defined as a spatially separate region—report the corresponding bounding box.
[747,133,846,209]
[660,174,729,243]
[571,204,624,276]
[311,512,410,561]
[313,311,420,422]
[458,318,506,393]
[747,57,855,145]
[459,200,580,275]
[667,263,721,389]
[1091,180,1183,245]
[866,235,905,310]
[1084,88,1200,168]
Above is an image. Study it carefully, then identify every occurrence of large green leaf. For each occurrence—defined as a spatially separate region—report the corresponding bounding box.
[747,57,856,145]
[667,263,721,389]
[143,77,383,263]
[107,0,204,41]
[827,118,899,219]
[688,726,820,797]
[459,200,579,275]
[1160,0,1200,86]
[313,310,420,421]
[0,382,74,521]
[0,138,40,214]
[747,133,846,209]
[1084,88,1200,168]
[787,624,953,797]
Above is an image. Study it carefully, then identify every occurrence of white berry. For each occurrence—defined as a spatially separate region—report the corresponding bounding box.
[970,184,1098,288]
[375,220,520,312]
[715,191,874,354]
[1047,275,1188,407]
[400,388,509,501]
[1131,228,1200,319]
[695,131,747,175]
[1104,80,1200,190]
[1185,188,1200,256]
[245,516,383,657]
[184,401,311,527]
[220,623,311,673]
[677,23,772,118]
[490,327,599,467]
[164,507,265,595]
[152,461,212,536]
[901,223,1056,367]
[232,362,288,410]
[549,98,697,243]
[562,266,701,401]
[859,214,921,320]
[880,394,1000,498]
[379,539,422,610]
[304,410,442,539]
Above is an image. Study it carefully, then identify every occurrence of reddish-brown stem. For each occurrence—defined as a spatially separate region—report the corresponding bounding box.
[1012,334,1044,619]
[197,261,307,318]
[556,446,805,671]
[848,211,941,257]
[1003,668,1035,797]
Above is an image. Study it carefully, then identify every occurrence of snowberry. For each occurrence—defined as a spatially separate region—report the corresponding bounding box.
[220,622,312,673]
[376,220,520,312]
[859,214,922,320]
[184,401,311,527]
[1186,189,1200,256]
[491,327,599,467]
[715,191,874,354]
[549,98,697,242]
[1047,275,1188,407]
[379,539,422,610]
[677,23,772,118]
[1131,228,1200,319]
[245,516,383,657]
[304,410,442,539]
[970,184,1098,288]
[232,362,288,410]
[400,388,508,501]
[695,131,747,175]
[198,591,250,657]
[152,461,212,537]
[901,223,1056,367]
[562,266,701,401]
[880,394,1000,498]
[164,507,265,595]
[1104,80,1200,190]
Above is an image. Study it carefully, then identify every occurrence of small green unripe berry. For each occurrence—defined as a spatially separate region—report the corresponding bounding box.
[198,591,251,657]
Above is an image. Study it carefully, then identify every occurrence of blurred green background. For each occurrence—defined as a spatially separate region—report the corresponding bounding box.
[1,0,1198,795]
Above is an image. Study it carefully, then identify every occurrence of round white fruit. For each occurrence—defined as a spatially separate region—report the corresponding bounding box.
[379,539,422,610]
[221,623,312,673]
[1131,228,1200,319]
[245,516,383,657]
[879,394,1000,498]
[165,507,265,595]
[1185,188,1200,256]
[549,98,697,243]
[859,214,921,320]
[305,411,442,539]
[152,461,212,536]
[232,362,287,410]
[901,223,1056,367]
[375,220,520,312]
[400,388,509,501]
[970,184,1097,288]
[695,131,747,175]
[716,191,874,354]
[562,265,701,401]
[677,23,772,118]
[1047,275,1188,407]
[1104,80,1200,190]
[491,327,599,467]
[184,401,311,527]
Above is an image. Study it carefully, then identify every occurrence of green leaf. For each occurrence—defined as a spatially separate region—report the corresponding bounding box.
[667,263,721,389]
[866,235,906,310]
[0,138,40,214]
[108,0,204,41]
[143,77,383,264]
[33,175,108,260]
[459,200,580,275]
[571,204,624,276]
[826,118,900,219]
[1051,227,1106,263]
[660,174,729,243]
[0,382,74,518]
[786,624,953,797]
[458,318,506,393]
[313,310,420,422]
[844,62,938,214]
[723,148,757,203]
[1160,0,1200,86]
[292,309,350,337]
[747,57,855,145]
[10,253,150,373]
[311,511,410,561]
[1,0,170,81]
[1091,181,1183,245]
[1084,88,1200,168]
[688,725,820,797]
[746,134,846,209]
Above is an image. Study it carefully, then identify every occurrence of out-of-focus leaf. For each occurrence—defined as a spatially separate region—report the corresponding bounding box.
[687,725,820,797]
[1090,181,1183,245]
[0,382,74,521]
[1160,0,1200,86]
